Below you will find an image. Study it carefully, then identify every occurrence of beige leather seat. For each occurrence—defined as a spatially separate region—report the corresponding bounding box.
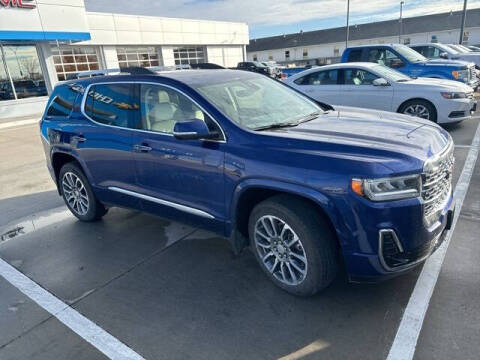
[148,90,178,133]
[146,88,204,133]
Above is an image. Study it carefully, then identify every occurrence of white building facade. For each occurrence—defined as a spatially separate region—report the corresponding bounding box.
[247,9,480,66]
[0,0,249,119]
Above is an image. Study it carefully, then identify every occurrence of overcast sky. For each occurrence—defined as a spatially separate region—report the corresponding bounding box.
[84,0,480,39]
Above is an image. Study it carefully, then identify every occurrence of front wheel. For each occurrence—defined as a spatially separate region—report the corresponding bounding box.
[248,195,338,296]
[59,162,107,222]
[399,99,437,122]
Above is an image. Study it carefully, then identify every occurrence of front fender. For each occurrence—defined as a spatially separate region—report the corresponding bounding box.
[228,178,347,245]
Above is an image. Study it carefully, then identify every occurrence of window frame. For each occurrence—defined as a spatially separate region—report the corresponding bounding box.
[81,81,226,143]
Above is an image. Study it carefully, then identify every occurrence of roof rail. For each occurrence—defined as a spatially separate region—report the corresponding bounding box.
[65,65,191,80]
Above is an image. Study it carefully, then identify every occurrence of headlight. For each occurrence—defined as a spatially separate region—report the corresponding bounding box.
[441,92,467,99]
[351,174,422,201]
[452,70,469,80]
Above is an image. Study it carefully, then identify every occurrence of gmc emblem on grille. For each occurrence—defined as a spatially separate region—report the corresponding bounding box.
[0,0,36,9]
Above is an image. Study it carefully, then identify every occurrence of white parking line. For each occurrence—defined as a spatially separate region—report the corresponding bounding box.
[0,258,146,360]
[387,122,480,360]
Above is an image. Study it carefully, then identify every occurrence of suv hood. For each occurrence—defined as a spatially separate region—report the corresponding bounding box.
[264,106,450,164]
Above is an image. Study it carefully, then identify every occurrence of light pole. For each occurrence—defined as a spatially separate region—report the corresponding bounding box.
[459,0,468,44]
[399,1,404,44]
[345,0,350,49]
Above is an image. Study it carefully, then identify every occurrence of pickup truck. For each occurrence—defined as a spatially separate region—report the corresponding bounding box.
[342,44,478,89]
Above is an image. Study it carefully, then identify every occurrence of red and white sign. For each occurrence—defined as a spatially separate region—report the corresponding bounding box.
[0,0,36,9]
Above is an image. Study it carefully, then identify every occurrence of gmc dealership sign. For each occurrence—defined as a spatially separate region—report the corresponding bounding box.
[0,0,36,9]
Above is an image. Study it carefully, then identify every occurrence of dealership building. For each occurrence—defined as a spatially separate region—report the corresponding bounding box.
[247,8,480,66]
[0,0,249,120]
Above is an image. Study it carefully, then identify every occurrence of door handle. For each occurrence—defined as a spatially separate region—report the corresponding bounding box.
[72,135,86,143]
[133,144,152,153]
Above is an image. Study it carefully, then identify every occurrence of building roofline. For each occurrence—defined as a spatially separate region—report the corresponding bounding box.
[247,8,480,52]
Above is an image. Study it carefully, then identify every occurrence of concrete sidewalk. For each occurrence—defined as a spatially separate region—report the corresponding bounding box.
[0,115,42,129]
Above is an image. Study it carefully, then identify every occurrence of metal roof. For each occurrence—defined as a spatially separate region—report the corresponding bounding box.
[247,8,480,52]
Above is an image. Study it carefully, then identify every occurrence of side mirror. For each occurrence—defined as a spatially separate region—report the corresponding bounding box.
[373,78,389,86]
[440,52,448,59]
[173,119,218,140]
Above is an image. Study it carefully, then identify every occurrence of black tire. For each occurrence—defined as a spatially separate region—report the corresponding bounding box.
[248,195,338,296]
[59,162,107,222]
[398,99,437,122]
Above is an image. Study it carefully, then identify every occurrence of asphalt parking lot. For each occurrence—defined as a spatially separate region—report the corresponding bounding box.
[1,111,479,360]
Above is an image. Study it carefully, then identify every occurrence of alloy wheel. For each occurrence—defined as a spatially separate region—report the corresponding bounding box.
[254,215,308,285]
[62,172,90,216]
[403,104,430,119]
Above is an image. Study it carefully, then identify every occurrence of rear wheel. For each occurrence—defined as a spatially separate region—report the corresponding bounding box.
[59,162,107,222]
[399,99,437,122]
[248,195,338,296]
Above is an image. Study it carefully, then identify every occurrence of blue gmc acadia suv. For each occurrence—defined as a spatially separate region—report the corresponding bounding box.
[40,68,455,296]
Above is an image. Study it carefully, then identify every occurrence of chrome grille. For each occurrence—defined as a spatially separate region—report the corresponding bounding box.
[422,142,454,225]
[469,66,475,81]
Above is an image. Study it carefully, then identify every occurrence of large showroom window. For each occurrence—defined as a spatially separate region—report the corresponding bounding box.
[52,46,101,81]
[0,44,48,101]
[117,47,161,68]
[173,46,206,65]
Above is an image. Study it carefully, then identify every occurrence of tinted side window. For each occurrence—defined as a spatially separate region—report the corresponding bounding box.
[84,84,138,128]
[139,84,222,138]
[294,70,338,85]
[344,69,378,85]
[46,84,82,117]
[347,49,363,62]
[367,49,404,68]
[427,46,442,58]
[410,46,425,56]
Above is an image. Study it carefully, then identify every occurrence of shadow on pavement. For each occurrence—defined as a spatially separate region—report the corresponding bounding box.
[71,229,422,360]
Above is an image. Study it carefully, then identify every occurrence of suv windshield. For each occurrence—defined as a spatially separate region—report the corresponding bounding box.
[372,65,412,81]
[393,44,427,62]
[192,75,322,130]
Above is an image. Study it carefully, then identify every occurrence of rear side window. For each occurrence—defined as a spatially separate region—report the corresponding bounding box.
[347,49,362,62]
[46,84,81,117]
[84,83,138,128]
[294,70,339,85]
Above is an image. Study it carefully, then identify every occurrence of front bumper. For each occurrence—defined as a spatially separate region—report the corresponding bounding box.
[437,97,478,123]
[341,191,455,282]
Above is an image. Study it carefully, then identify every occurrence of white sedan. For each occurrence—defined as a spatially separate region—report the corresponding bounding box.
[284,62,477,124]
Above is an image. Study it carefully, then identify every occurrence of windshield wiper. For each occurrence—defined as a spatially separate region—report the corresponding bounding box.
[254,122,299,131]
[295,111,322,124]
[254,111,322,131]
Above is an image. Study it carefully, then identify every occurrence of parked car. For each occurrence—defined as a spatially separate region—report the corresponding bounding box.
[237,61,270,76]
[41,69,455,296]
[467,45,480,52]
[447,44,477,53]
[342,44,478,89]
[284,62,476,124]
[410,43,480,70]
[261,61,283,79]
